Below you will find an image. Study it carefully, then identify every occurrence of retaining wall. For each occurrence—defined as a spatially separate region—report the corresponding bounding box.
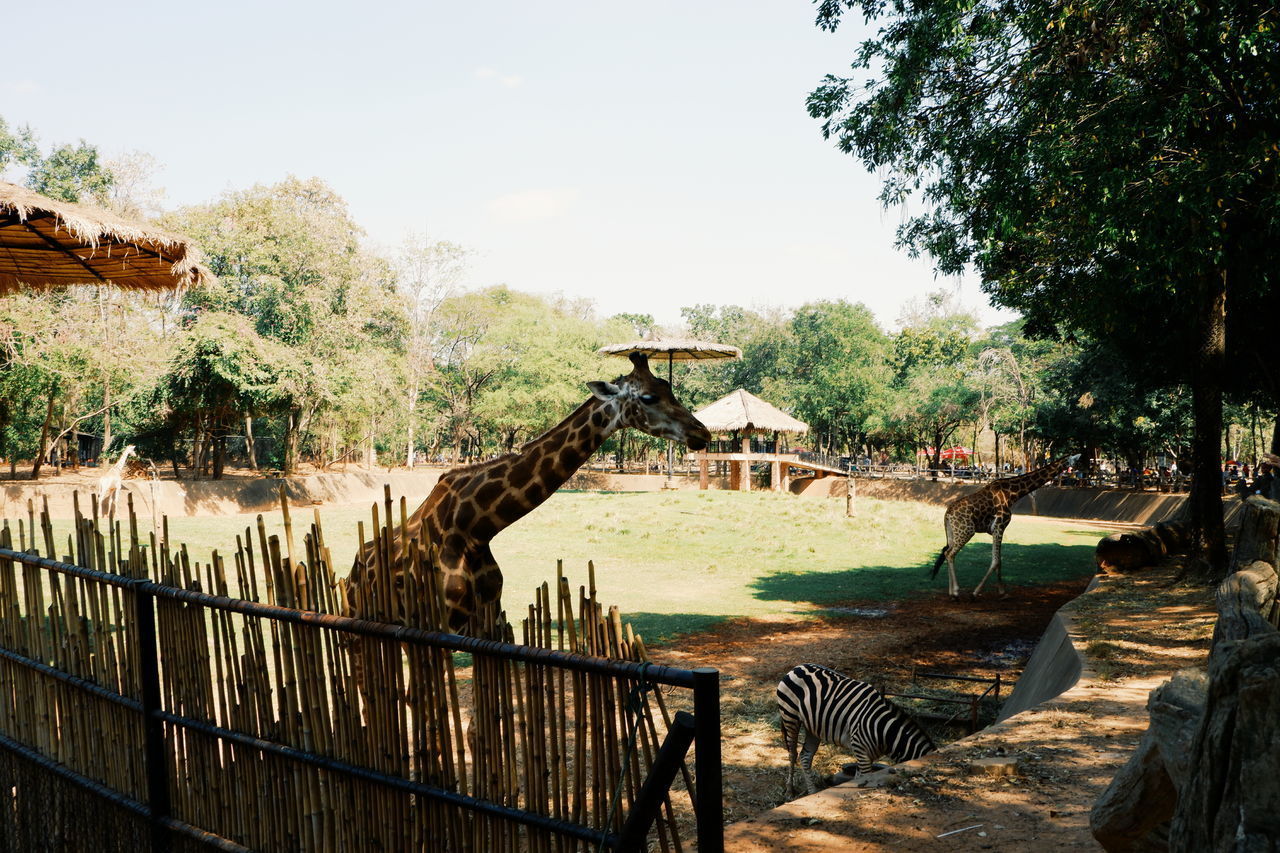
[6,468,1237,528]
[797,476,1214,526]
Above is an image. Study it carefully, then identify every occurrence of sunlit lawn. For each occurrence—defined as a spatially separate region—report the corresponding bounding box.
[31,490,1101,643]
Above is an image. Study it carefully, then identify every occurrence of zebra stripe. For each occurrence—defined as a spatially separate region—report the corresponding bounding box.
[777,663,935,796]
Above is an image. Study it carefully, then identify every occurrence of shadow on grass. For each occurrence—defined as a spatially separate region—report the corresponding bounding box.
[624,612,729,645]
[751,541,1098,606]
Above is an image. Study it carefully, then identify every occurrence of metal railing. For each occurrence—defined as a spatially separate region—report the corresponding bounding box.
[884,671,1002,735]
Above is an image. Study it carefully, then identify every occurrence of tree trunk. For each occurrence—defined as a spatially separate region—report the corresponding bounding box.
[1271,411,1280,456]
[406,382,417,469]
[102,385,112,459]
[31,390,55,481]
[99,285,112,456]
[284,410,299,476]
[212,431,226,480]
[1187,270,1228,576]
[244,415,258,470]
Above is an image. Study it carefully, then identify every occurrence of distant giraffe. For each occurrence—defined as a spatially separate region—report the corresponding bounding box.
[931,455,1078,598]
[343,352,712,635]
[97,444,136,519]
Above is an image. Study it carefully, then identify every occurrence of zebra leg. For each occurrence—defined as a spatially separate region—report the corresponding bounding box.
[781,716,801,798]
[798,730,822,795]
[973,519,1007,597]
[850,746,875,776]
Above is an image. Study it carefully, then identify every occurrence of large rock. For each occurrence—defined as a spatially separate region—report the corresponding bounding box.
[1094,496,1280,853]
[1170,632,1280,852]
[1095,520,1192,573]
[1089,673,1206,852]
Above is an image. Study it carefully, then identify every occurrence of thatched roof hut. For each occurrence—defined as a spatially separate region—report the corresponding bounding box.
[693,389,809,436]
[0,181,210,294]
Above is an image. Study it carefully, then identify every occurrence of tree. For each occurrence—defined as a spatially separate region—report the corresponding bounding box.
[428,287,610,459]
[150,313,281,479]
[0,117,38,172]
[166,177,408,474]
[881,293,983,468]
[976,321,1064,469]
[397,236,469,467]
[0,289,168,479]
[610,312,660,340]
[678,304,793,409]
[809,1,1280,570]
[779,300,890,453]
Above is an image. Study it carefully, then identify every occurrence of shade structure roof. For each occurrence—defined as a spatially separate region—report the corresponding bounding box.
[693,388,809,435]
[0,181,211,295]
[597,339,742,362]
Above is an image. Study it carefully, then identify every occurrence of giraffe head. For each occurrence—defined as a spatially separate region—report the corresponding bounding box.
[587,353,711,450]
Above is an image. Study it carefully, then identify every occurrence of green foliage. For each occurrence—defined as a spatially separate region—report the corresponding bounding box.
[809,1,1279,561]
[880,294,982,461]
[25,142,115,204]
[0,117,38,171]
[779,300,890,450]
[431,287,614,454]
[164,177,408,472]
[155,312,282,427]
[0,115,113,204]
[678,304,794,408]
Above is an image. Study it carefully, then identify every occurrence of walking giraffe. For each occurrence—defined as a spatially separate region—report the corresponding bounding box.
[343,352,712,634]
[97,444,136,519]
[931,455,1079,598]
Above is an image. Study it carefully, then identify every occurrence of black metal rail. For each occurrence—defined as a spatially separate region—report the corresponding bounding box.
[885,670,1003,734]
[0,546,724,853]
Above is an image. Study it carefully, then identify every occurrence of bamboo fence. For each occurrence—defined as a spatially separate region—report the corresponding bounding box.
[0,487,711,852]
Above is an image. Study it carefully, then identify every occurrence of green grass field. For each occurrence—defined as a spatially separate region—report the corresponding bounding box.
[27,490,1102,643]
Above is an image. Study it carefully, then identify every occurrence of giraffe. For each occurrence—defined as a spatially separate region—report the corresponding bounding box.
[930,454,1079,598]
[343,352,712,635]
[97,444,136,519]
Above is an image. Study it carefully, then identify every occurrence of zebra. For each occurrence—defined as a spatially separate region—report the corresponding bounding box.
[776,663,936,797]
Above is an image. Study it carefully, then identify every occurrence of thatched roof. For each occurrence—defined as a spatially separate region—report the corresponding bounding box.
[598,339,742,362]
[0,181,211,294]
[693,389,809,435]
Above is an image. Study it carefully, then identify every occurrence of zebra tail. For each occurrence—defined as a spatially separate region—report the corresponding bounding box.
[930,548,946,579]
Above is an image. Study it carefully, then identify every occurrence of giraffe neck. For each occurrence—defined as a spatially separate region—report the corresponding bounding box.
[999,458,1067,500]
[483,395,622,536]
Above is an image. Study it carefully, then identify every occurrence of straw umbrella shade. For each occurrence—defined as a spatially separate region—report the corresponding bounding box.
[0,180,210,294]
[597,338,742,382]
[597,338,741,484]
[1,181,210,479]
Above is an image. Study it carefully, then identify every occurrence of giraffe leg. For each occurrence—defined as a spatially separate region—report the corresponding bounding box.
[471,544,506,638]
[438,550,477,633]
[973,518,1008,597]
[944,525,974,599]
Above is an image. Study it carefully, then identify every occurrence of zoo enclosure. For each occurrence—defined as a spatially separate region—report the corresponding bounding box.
[0,496,723,852]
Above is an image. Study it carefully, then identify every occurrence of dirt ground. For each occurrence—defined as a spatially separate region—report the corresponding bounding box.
[665,564,1217,851]
[646,577,1097,826]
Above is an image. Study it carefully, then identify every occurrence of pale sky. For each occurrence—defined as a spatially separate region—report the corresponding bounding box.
[5,1,1016,331]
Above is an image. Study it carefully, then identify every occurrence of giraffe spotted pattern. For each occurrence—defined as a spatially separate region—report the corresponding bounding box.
[931,456,1076,598]
[343,352,712,635]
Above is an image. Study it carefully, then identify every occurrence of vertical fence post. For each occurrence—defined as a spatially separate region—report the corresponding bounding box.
[134,582,171,852]
[692,666,723,853]
[616,711,697,852]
